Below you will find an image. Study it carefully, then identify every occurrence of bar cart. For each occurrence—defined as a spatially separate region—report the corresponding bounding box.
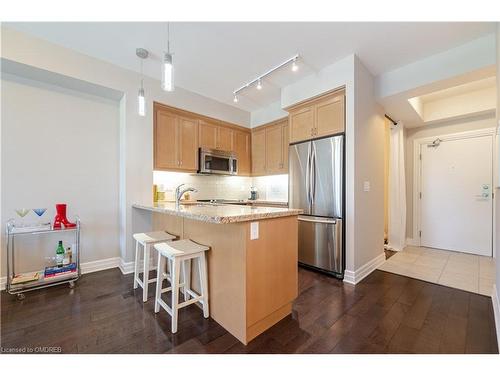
[5,217,81,300]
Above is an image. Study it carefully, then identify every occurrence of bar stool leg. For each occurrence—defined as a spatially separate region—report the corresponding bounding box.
[183,259,191,302]
[154,254,165,313]
[199,252,209,318]
[143,244,150,302]
[133,240,140,289]
[171,257,181,333]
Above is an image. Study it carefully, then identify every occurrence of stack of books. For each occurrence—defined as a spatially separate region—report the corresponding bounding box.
[11,272,40,285]
[44,263,77,279]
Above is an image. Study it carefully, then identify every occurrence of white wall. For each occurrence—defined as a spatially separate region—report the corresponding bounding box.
[1,26,251,266]
[250,101,288,127]
[405,115,497,239]
[352,56,386,270]
[1,77,120,276]
[495,23,500,315]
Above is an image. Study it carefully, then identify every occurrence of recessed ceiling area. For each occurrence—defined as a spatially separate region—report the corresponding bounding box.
[3,22,496,113]
[408,77,496,125]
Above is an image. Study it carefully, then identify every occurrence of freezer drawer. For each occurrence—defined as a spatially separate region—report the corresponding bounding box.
[298,215,343,274]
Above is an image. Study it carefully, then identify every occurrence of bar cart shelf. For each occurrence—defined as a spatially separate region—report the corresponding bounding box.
[6,217,81,300]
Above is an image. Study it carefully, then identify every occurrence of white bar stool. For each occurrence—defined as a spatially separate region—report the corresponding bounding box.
[154,239,210,333]
[133,231,176,302]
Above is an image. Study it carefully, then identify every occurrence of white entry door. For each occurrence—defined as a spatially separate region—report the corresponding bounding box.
[419,134,493,256]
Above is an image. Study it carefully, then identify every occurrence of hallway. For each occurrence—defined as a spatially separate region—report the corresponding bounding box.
[378,246,495,296]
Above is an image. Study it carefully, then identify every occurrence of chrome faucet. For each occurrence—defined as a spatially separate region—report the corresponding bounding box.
[175,184,198,208]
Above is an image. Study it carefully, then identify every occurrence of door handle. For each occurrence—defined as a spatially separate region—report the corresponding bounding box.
[298,216,337,225]
[475,193,489,198]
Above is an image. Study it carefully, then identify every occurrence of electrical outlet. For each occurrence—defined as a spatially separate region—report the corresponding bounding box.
[363,181,370,192]
[250,222,259,240]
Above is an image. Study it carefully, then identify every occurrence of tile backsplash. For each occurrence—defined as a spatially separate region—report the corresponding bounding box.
[154,171,252,201]
[153,172,288,202]
[252,175,288,202]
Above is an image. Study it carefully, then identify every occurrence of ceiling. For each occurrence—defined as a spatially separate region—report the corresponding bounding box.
[4,22,497,112]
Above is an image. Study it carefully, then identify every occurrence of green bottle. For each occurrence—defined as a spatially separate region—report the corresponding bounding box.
[56,240,65,267]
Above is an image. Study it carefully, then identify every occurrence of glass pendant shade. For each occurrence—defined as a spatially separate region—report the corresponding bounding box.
[138,88,146,117]
[162,53,174,92]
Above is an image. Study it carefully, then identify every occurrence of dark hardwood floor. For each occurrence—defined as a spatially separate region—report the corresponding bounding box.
[1,267,497,354]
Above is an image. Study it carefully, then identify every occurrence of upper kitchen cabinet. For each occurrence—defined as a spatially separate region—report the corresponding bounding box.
[217,126,233,151]
[198,120,218,150]
[252,118,288,176]
[154,102,250,174]
[154,110,178,170]
[287,89,345,143]
[233,130,251,176]
[154,103,199,172]
[251,128,266,176]
[199,120,234,151]
[177,116,199,171]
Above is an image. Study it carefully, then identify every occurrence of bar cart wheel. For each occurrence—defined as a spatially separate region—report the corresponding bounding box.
[68,281,75,289]
[16,293,25,301]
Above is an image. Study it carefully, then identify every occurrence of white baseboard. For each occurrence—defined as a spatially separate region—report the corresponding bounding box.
[119,259,135,274]
[0,256,132,291]
[492,284,500,353]
[343,252,386,285]
[80,257,121,275]
[406,237,419,246]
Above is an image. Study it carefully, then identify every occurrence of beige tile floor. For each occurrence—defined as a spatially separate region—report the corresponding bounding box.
[378,246,496,296]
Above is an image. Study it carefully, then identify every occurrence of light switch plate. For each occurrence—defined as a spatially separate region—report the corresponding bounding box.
[250,222,259,240]
[363,181,370,192]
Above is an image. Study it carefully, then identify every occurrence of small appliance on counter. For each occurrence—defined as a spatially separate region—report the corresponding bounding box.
[249,187,258,201]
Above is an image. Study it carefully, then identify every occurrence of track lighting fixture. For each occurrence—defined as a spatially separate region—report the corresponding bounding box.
[232,54,299,104]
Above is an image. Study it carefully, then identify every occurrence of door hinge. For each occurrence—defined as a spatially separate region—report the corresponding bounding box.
[419,153,422,161]
[419,192,422,199]
[419,230,422,238]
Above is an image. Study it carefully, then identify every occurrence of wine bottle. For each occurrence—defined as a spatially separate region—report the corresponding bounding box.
[56,240,65,267]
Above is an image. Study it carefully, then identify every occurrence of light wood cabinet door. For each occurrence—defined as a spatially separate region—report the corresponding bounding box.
[199,120,217,150]
[251,128,266,175]
[315,94,345,137]
[281,122,289,173]
[265,124,283,173]
[233,130,251,175]
[289,105,314,143]
[155,110,178,170]
[178,116,199,171]
[217,126,233,151]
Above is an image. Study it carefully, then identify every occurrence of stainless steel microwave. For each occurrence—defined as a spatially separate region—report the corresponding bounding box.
[198,148,238,175]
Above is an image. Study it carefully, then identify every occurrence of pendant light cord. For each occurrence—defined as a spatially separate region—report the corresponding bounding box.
[140,58,144,90]
[167,22,170,54]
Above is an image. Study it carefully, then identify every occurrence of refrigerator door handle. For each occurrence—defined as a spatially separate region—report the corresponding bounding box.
[311,144,317,207]
[298,216,337,225]
[306,144,312,210]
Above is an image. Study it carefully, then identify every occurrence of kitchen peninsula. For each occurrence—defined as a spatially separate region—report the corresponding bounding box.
[133,202,301,344]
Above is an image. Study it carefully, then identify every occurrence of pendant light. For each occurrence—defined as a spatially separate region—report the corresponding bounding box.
[162,22,174,92]
[136,48,149,117]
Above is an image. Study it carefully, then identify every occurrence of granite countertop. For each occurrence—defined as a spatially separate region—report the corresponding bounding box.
[133,202,301,224]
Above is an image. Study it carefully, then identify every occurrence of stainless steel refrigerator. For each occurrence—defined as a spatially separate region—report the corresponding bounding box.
[289,135,344,276]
